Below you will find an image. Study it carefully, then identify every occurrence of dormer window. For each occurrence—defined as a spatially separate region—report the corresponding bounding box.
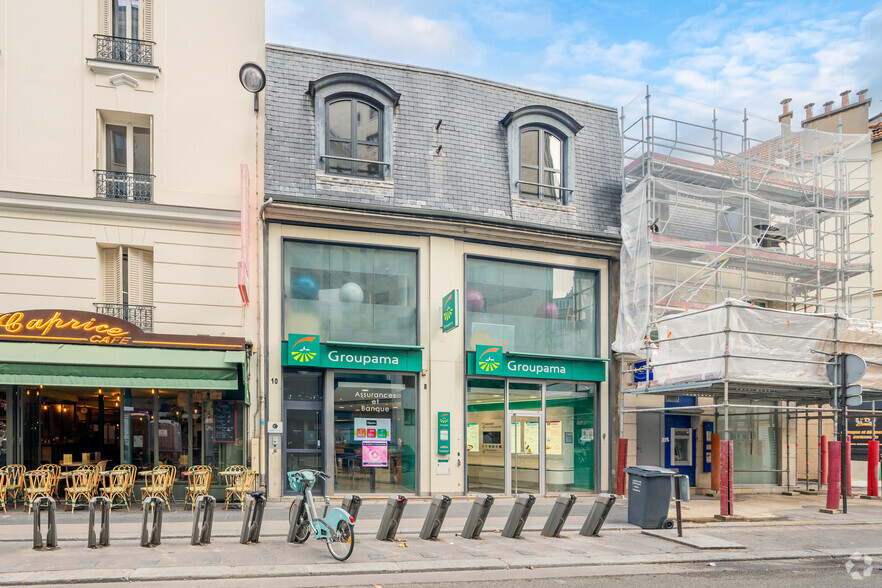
[501,105,582,205]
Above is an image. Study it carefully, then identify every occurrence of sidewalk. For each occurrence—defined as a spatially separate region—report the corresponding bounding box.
[0,493,879,585]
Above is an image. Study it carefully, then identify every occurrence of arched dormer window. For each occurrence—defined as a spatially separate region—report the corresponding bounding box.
[500,105,582,205]
[308,73,400,182]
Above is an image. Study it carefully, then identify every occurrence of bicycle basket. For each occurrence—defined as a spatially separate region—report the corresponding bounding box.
[287,471,304,492]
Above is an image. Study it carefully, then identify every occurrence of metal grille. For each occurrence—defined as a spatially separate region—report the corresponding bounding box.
[94,303,154,332]
[95,35,154,66]
[95,170,154,202]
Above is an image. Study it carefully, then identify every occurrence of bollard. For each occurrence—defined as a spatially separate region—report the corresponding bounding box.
[461,494,494,540]
[419,495,451,541]
[865,440,880,498]
[190,495,215,546]
[846,436,853,497]
[239,491,266,544]
[824,440,842,512]
[820,434,828,485]
[502,493,535,539]
[711,433,721,491]
[616,439,628,495]
[342,495,362,522]
[541,494,577,538]
[87,496,111,549]
[32,496,58,550]
[376,495,408,541]
[140,497,164,547]
[580,494,616,537]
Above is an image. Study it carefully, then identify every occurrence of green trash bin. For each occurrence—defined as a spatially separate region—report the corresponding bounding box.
[624,465,676,529]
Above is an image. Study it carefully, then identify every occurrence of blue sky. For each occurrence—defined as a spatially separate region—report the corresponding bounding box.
[266,0,882,125]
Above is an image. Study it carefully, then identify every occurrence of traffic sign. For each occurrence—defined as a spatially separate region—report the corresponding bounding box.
[826,354,866,386]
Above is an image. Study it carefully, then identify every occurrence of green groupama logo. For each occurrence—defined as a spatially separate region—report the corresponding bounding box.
[443,292,455,321]
[290,335,318,363]
[478,346,501,372]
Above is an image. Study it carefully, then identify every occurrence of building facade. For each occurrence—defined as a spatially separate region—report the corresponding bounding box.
[0,1,264,478]
[263,46,622,497]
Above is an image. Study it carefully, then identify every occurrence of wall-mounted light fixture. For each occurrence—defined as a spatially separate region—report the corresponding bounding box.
[239,62,266,112]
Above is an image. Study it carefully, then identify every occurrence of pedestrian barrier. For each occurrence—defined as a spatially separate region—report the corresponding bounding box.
[190,495,215,546]
[580,494,616,537]
[376,495,407,541]
[140,497,164,548]
[239,491,267,544]
[502,493,535,539]
[541,494,576,538]
[461,494,493,540]
[87,496,111,549]
[419,494,451,541]
[342,495,362,522]
[32,496,58,550]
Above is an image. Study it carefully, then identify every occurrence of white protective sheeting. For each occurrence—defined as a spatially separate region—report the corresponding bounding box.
[612,179,650,354]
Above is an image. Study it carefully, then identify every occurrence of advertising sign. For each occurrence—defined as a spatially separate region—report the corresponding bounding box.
[546,420,562,455]
[441,290,459,333]
[469,344,606,382]
[354,417,391,441]
[438,411,451,454]
[285,333,422,372]
[362,441,388,467]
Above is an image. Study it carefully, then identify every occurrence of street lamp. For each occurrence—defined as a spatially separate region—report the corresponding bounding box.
[239,62,266,112]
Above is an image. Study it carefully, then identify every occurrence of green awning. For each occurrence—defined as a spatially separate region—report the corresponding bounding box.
[0,342,245,390]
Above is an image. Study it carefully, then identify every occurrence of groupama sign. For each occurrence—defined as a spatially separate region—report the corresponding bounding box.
[469,344,606,382]
[284,334,422,372]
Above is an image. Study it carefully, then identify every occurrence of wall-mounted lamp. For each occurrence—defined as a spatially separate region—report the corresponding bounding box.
[239,62,266,112]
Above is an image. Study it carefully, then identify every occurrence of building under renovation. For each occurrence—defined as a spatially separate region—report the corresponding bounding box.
[614,88,881,497]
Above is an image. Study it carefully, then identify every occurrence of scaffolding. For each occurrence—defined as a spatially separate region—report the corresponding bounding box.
[613,88,878,498]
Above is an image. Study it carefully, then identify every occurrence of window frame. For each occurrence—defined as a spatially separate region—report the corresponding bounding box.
[97,111,154,201]
[324,94,385,180]
[518,125,566,202]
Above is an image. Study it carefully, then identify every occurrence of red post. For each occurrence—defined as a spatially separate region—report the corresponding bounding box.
[727,441,734,515]
[867,440,880,498]
[711,434,720,491]
[820,434,828,485]
[616,438,628,495]
[826,440,842,510]
[719,440,734,516]
[846,435,853,497]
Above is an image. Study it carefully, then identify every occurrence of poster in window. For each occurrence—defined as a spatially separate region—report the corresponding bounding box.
[354,417,391,441]
[546,420,562,455]
[524,421,539,454]
[213,400,237,444]
[362,440,388,467]
[467,422,480,452]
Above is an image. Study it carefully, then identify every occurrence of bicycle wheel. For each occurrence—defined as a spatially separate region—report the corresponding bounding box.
[288,500,311,543]
[326,521,354,561]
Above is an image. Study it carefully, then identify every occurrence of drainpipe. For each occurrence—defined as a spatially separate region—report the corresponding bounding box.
[259,196,273,492]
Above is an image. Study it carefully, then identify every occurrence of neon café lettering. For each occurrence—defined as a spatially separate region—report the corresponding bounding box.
[0,311,131,344]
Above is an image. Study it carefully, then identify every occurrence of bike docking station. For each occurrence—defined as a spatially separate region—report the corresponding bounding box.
[419,495,451,541]
[580,494,617,537]
[140,497,165,548]
[87,496,111,549]
[239,491,267,545]
[461,494,494,539]
[502,494,535,539]
[376,495,408,541]
[541,494,577,538]
[32,496,58,550]
[190,495,216,546]
[342,495,362,522]
[286,496,306,544]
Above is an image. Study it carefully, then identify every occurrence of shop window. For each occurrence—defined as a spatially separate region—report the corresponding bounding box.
[545,383,594,493]
[307,73,400,182]
[283,240,417,345]
[333,372,417,494]
[465,257,597,356]
[500,105,581,205]
[99,246,154,332]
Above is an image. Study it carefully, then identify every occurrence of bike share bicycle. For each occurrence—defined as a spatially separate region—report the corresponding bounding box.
[287,469,355,561]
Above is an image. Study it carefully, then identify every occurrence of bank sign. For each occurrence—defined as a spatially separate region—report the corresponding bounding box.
[284,334,422,372]
[468,344,606,382]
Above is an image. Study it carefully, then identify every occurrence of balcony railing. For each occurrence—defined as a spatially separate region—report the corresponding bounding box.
[95,170,154,202]
[95,35,154,66]
[94,303,154,333]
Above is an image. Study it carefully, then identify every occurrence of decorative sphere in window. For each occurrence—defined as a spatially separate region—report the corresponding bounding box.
[339,282,364,303]
[466,289,485,312]
[536,303,559,319]
[291,275,319,300]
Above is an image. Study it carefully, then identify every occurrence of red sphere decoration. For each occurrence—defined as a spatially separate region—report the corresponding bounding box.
[537,302,559,319]
[466,289,485,312]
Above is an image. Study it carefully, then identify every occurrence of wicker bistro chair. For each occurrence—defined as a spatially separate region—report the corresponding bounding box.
[0,469,9,513]
[4,464,26,507]
[159,465,177,506]
[23,470,54,514]
[100,466,132,510]
[140,469,172,510]
[64,466,98,512]
[224,469,257,510]
[184,466,212,510]
[118,464,137,504]
[38,464,61,498]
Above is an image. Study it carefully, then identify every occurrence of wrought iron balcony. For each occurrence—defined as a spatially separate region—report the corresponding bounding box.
[95,170,154,202]
[95,35,154,66]
[94,303,154,333]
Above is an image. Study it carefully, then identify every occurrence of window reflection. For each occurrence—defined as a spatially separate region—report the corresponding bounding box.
[519,128,564,201]
[326,98,382,179]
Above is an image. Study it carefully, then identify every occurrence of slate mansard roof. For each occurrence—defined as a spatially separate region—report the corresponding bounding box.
[265,44,622,238]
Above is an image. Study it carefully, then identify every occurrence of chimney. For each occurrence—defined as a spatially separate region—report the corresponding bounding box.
[840,90,851,107]
[804,102,815,118]
[779,98,793,131]
[823,100,834,114]
[858,89,869,102]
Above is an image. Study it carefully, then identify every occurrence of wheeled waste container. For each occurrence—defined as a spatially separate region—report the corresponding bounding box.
[624,465,676,529]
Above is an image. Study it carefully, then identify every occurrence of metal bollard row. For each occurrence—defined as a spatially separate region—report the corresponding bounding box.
[239,491,266,545]
[140,497,164,548]
[502,494,535,539]
[461,494,493,539]
[32,496,58,550]
[87,496,112,549]
[190,495,216,546]
[580,494,616,537]
[419,495,451,541]
[541,494,577,538]
[376,495,407,541]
